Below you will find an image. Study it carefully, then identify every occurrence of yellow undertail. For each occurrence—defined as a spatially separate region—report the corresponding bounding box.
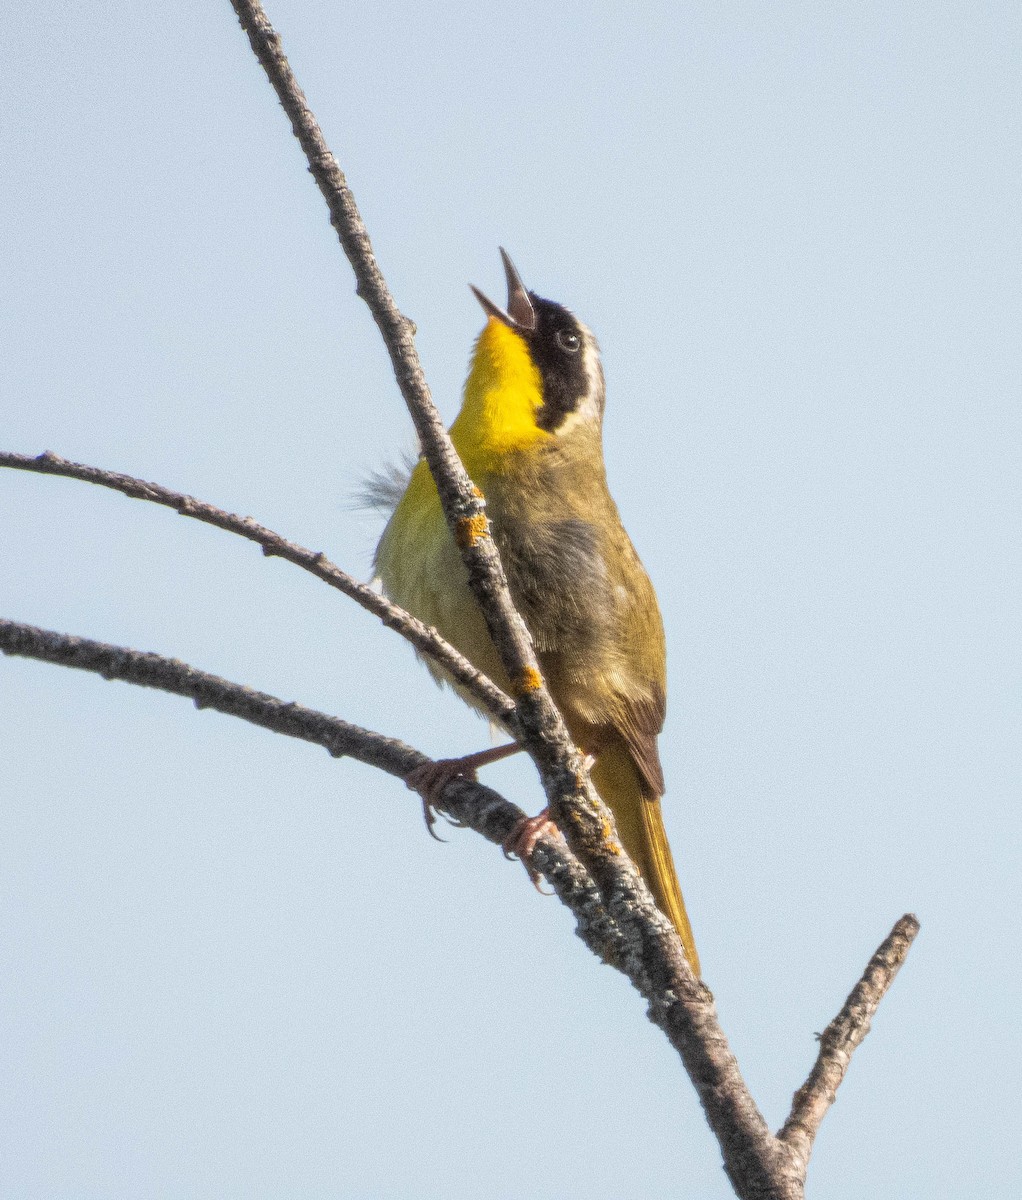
[590,742,701,976]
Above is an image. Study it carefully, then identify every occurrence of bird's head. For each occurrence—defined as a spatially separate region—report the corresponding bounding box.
[452,251,605,465]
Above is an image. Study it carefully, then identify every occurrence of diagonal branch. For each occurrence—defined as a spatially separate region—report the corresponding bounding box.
[0,616,624,970]
[227,3,792,1194]
[779,913,920,1168]
[0,449,515,730]
[227,0,581,804]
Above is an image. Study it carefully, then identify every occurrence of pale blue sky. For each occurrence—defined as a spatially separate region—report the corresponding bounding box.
[2,3,1019,1197]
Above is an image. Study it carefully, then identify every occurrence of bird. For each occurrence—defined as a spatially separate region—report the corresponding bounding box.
[374,250,699,974]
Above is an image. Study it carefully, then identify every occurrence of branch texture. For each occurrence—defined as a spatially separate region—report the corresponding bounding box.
[0,617,625,970]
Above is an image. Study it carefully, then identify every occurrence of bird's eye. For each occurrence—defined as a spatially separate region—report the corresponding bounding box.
[556,329,581,353]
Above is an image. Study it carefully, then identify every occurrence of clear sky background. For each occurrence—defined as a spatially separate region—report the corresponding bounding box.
[1,3,1018,1197]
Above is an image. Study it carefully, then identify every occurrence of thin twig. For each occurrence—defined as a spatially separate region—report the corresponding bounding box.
[0,449,515,730]
[0,616,624,969]
[779,914,920,1168]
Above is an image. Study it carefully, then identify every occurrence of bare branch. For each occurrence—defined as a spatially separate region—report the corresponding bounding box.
[0,616,626,970]
[227,4,793,1193]
[0,0,924,1191]
[0,449,515,730]
[9,605,920,1198]
[779,914,921,1167]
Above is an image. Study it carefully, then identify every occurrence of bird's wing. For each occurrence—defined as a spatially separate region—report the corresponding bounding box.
[605,532,667,798]
[613,681,666,798]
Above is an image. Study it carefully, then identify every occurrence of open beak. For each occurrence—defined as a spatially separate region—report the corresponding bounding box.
[470,248,537,333]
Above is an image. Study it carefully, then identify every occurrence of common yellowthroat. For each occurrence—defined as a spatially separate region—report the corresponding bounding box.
[375,250,699,974]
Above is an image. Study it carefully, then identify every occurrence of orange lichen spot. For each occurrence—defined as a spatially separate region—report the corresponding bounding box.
[455,513,489,548]
[597,817,622,854]
[471,484,485,500]
[511,665,543,694]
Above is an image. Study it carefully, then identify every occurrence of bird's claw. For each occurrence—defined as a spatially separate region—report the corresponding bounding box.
[405,759,479,841]
[502,809,559,893]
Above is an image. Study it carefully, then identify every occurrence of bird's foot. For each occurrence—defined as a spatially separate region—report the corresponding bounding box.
[405,742,521,841]
[502,808,560,891]
[405,759,477,841]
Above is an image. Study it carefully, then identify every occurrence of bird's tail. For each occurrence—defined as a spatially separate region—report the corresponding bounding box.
[591,745,701,976]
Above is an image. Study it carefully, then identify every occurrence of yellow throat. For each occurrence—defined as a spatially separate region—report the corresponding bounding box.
[449,317,550,475]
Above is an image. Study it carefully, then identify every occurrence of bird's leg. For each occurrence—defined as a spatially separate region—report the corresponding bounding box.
[409,740,593,890]
[502,751,596,886]
[405,742,522,840]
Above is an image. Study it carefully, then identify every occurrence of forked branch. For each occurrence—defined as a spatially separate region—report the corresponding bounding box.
[0,606,919,1199]
[222,3,920,1196]
[0,1,921,1194]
